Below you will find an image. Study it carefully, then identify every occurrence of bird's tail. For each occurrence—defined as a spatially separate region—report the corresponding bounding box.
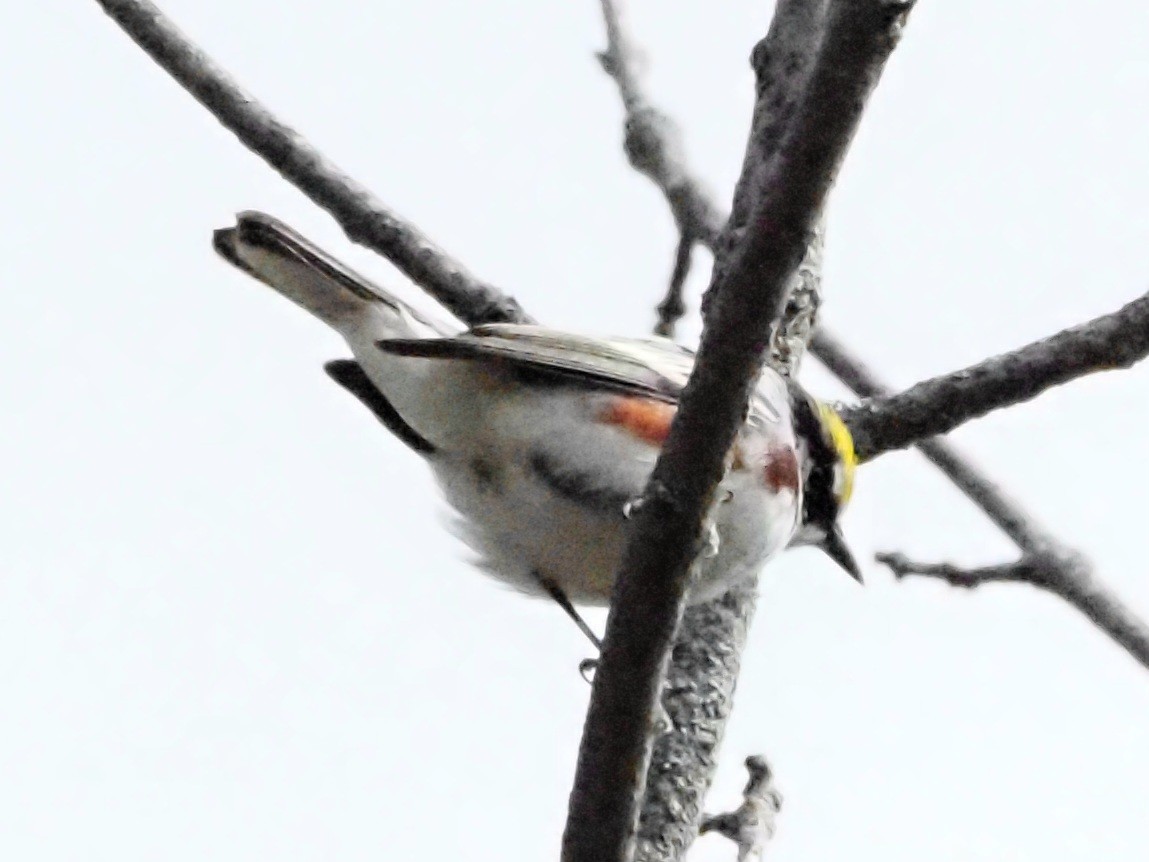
[213,211,452,340]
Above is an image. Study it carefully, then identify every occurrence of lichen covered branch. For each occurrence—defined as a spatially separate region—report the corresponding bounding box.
[699,755,783,862]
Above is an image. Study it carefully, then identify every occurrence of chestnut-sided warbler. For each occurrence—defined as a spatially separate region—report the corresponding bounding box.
[214,212,860,636]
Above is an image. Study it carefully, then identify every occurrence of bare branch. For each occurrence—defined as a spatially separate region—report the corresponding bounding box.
[593,0,1148,597]
[563,2,914,859]
[877,552,1044,589]
[699,755,783,862]
[95,0,528,329]
[877,550,1149,667]
[655,233,695,338]
[813,331,1074,548]
[636,583,757,860]
[593,3,843,859]
[817,331,1149,669]
[593,6,1149,853]
[596,0,722,249]
[842,291,1149,461]
[597,0,724,337]
[95,4,1149,860]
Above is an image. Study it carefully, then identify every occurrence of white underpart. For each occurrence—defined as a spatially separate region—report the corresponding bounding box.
[416,383,800,606]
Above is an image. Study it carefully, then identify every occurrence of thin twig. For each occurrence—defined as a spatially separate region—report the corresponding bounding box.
[655,232,695,338]
[876,548,1149,668]
[841,291,1149,461]
[95,0,529,329]
[595,0,720,340]
[699,755,783,862]
[595,0,722,249]
[563,3,914,860]
[877,552,1046,589]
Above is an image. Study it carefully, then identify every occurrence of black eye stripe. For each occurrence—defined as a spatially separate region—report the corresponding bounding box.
[787,384,839,528]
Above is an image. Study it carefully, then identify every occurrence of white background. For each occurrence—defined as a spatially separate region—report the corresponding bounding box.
[3,1,1148,859]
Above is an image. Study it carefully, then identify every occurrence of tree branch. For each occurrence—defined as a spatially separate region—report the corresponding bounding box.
[95,0,529,329]
[596,0,723,338]
[93,4,1149,862]
[635,582,757,861]
[841,291,1149,461]
[596,0,1149,694]
[877,550,1149,667]
[655,233,695,338]
[593,5,1149,855]
[699,755,783,862]
[595,2,835,859]
[562,2,914,860]
[813,330,1092,547]
[815,333,1149,670]
[595,0,723,251]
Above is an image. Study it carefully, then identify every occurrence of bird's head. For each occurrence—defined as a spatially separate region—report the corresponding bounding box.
[790,392,861,582]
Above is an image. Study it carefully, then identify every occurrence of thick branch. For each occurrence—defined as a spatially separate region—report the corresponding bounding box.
[562,3,913,860]
[95,0,528,328]
[842,291,1149,461]
[636,583,757,861]
[597,9,1149,851]
[596,2,834,859]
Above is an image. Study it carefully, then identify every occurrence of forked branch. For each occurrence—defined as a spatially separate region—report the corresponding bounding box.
[92,7,1149,862]
[564,2,914,860]
[843,291,1149,461]
[816,332,1149,668]
[592,0,1149,687]
[595,2,836,859]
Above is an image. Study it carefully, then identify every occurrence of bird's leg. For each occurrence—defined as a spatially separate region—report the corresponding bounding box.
[534,574,602,680]
[534,575,670,729]
[535,574,602,650]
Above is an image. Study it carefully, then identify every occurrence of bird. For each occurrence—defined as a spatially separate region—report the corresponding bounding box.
[213,211,861,645]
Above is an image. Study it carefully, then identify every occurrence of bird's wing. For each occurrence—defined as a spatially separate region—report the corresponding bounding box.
[377,324,696,403]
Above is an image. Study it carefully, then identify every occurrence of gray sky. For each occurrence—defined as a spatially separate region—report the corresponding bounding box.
[3,1,1149,859]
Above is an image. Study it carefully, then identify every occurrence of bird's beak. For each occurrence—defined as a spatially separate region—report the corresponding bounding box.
[821,525,863,584]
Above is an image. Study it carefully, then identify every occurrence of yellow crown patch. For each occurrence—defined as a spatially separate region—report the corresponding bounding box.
[817,403,857,506]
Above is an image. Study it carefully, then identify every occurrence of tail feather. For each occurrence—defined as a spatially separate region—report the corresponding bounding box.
[214,211,452,338]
